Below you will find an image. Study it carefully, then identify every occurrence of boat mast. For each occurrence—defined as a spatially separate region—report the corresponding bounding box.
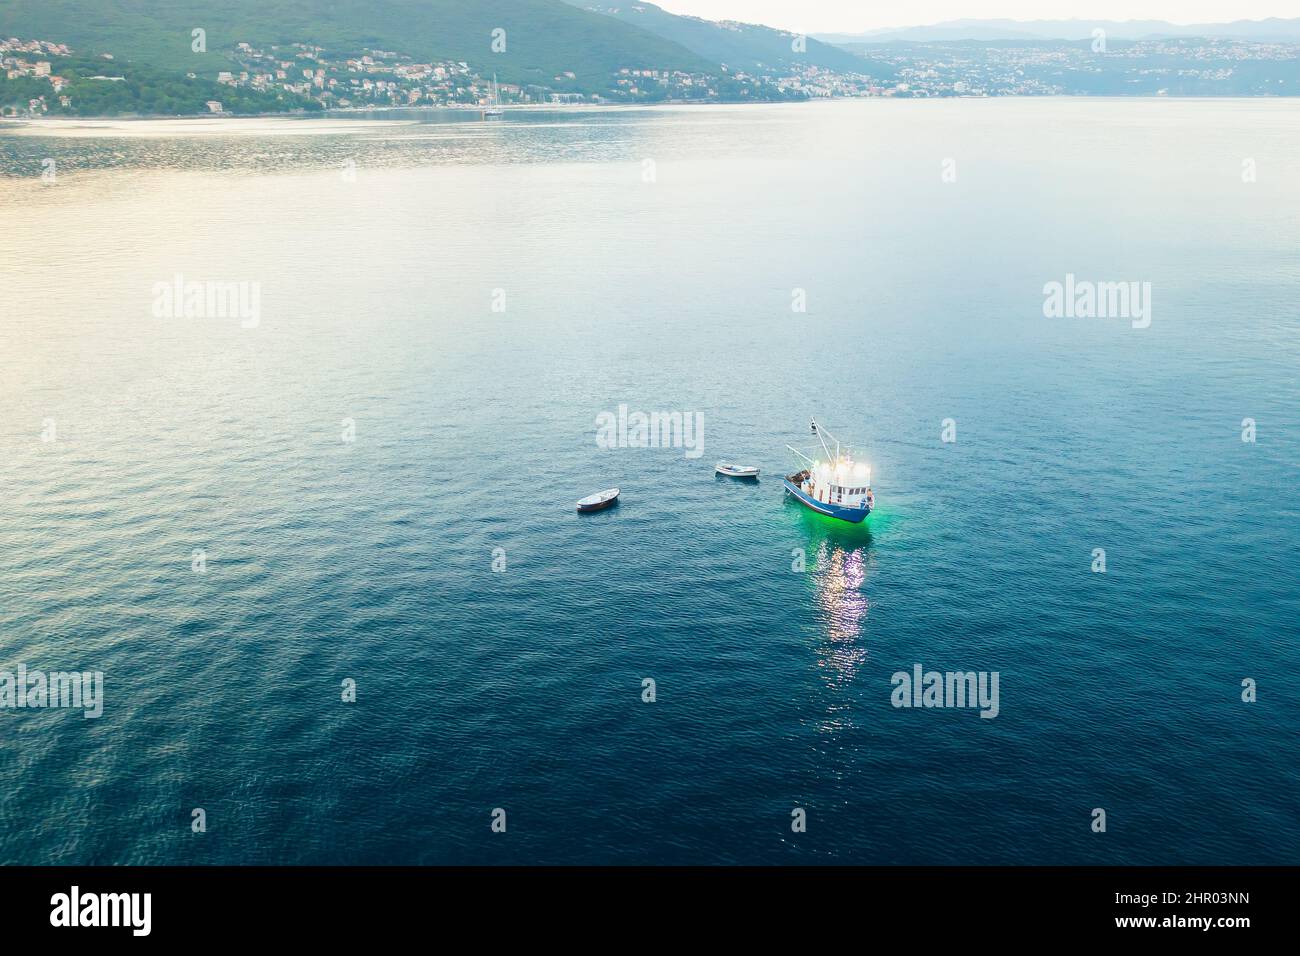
[810,419,838,464]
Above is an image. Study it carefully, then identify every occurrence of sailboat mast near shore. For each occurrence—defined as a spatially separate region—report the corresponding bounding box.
[482,73,503,118]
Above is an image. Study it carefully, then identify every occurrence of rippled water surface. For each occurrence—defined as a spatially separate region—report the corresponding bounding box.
[0,101,1297,864]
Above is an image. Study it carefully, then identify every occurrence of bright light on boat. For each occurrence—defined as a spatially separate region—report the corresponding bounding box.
[783,419,875,524]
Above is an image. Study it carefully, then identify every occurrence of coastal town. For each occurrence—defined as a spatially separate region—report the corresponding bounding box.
[1,37,79,113]
[874,35,1300,96]
[4,31,1299,117]
[216,40,764,107]
[1,34,880,116]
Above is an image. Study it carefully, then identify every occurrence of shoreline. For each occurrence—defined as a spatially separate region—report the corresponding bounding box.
[0,101,798,124]
[3,94,1300,127]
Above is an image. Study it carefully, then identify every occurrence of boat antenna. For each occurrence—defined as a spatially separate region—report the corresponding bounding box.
[810,418,836,463]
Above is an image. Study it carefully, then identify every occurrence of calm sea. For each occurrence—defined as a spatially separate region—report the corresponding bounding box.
[0,100,1296,864]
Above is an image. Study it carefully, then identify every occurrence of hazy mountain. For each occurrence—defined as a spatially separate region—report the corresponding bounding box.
[570,1,894,77]
[818,17,1300,45]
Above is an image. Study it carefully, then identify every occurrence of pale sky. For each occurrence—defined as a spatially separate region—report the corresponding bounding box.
[652,1,1300,34]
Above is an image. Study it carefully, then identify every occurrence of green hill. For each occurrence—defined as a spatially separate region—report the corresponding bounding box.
[0,54,322,116]
[0,0,716,91]
[571,1,895,79]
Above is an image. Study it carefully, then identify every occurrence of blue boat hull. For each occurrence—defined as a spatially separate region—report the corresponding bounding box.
[783,479,872,523]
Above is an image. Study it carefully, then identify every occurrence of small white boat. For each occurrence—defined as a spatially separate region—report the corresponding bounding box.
[576,488,620,512]
[716,462,760,478]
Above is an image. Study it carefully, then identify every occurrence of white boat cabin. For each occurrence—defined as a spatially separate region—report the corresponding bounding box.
[800,457,872,507]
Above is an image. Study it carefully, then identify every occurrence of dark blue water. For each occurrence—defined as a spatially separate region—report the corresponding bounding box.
[0,101,1296,863]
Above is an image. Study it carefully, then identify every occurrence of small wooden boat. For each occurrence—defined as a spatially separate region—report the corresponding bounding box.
[716,462,760,478]
[576,488,620,512]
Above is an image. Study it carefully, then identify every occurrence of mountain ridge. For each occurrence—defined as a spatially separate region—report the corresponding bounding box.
[817,16,1300,45]
[569,1,894,78]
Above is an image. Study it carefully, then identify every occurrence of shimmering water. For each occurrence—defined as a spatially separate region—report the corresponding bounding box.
[0,101,1297,864]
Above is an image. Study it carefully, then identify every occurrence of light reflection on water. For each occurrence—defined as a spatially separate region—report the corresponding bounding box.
[800,506,874,731]
[0,105,808,179]
[815,541,869,644]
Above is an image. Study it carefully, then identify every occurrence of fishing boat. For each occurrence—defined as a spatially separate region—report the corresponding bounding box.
[576,488,619,513]
[716,462,760,478]
[783,420,874,523]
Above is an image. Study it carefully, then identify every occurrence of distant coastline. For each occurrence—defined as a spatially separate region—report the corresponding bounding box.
[5,93,1300,128]
[4,8,1300,123]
